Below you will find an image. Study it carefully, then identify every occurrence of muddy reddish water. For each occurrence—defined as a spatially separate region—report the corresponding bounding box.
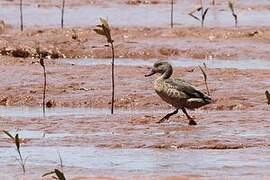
[0,0,270,179]
[1,3,270,28]
[0,1,270,27]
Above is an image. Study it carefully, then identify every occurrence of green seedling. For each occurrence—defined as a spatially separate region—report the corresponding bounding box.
[189,0,209,27]
[265,90,270,105]
[94,18,115,114]
[39,58,47,117]
[42,169,66,180]
[57,151,64,171]
[170,0,174,28]
[3,131,27,173]
[228,0,238,27]
[71,29,78,40]
[61,0,65,28]
[199,63,210,96]
[42,151,65,179]
[20,0,24,31]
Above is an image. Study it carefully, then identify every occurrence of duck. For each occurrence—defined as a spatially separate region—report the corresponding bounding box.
[145,61,214,125]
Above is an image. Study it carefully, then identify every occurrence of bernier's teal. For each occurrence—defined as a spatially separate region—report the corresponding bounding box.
[145,61,213,125]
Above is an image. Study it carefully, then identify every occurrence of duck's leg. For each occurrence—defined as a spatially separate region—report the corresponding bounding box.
[157,108,179,123]
[181,108,197,125]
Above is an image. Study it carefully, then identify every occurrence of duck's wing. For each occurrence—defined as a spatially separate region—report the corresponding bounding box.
[166,78,212,102]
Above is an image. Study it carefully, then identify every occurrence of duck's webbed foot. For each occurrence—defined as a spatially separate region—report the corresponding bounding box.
[188,119,197,126]
[157,108,179,123]
[181,108,197,126]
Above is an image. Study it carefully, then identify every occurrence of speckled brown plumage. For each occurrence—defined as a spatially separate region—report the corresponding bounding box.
[145,61,213,125]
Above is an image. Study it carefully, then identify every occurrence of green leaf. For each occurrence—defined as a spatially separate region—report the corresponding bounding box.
[202,8,209,21]
[93,28,106,36]
[95,17,113,43]
[189,13,200,21]
[196,7,202,12]
[15,134,20,150]
[188,6,203,21]
[3,130,14,140]
[100,18,110,30]
[203,62,207,69]
[228,1,235,14]
[189,6,202,15]
[55,169,66,180]
[103,29,113,43]
[99,18,113,42]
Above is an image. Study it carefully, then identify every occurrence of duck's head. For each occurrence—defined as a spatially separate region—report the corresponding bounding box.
[145,61,173,78]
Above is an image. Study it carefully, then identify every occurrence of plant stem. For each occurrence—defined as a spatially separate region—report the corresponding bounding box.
[20,0,23,31]
[61,0,65,28]
[57,151,64,172]
[204,78,210,96]
[110,42,115,115]
[170,0,173,28]
[200,0,204,27]
[234,14,238,27]
[199,65,210,96]
[42,63,47,117]
[17,149,26,173]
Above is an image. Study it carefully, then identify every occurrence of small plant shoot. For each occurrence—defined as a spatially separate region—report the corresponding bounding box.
[94,18,115,114]
[228,0,238,27]
[189,0,209,27]
[170,0,174,28]
[3,131,27,173]
[58,151,64,171]
[61,0,65,28]
[42,169,66,180]
[20,0,24,31]
[39,58,47,117]
[71,29,78,40]
[199,64,210,96]
[265,90,270,105]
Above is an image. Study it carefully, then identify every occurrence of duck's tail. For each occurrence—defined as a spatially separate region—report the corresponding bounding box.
[202,95,216,104]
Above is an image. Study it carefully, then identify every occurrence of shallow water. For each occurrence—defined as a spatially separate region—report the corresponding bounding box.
[264,80,270,85]
[0,106,166,118]
[0,129,113,139]
[61,58,270,70]
[0,146,270,177]
[1,4,270,27]
[1,108,269,141]
[1,108,270,177]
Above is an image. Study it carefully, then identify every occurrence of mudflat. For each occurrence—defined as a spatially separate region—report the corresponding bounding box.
[0,0,270,179]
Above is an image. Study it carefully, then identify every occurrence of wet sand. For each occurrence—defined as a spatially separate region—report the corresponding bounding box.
[0,0,270,179]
